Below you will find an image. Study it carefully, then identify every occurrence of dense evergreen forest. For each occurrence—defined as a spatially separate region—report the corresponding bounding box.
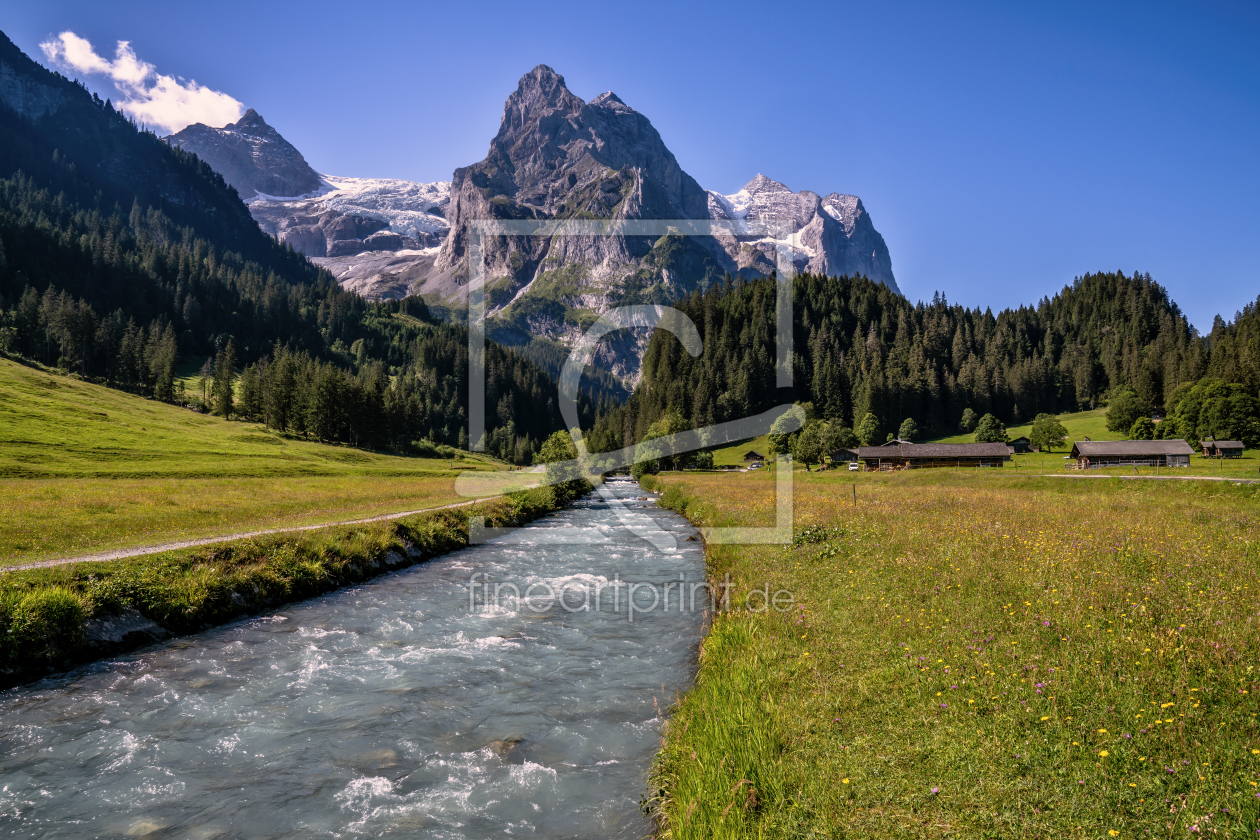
[587,271,1260,453]
[0,32,586,463]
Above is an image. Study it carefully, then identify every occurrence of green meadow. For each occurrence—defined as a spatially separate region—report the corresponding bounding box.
[645,468,1260,838]
[0,358,502,564]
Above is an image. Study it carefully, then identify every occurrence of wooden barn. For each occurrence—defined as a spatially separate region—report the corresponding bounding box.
[1008,435,1032,454]
[846,442,1013,470]
[1202,439,1244,458]
[1070,439,1193,468]
[742,450,765,463]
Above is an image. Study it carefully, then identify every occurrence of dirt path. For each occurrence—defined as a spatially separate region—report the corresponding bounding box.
[2,497,499,573]
[1040,474,1259,484]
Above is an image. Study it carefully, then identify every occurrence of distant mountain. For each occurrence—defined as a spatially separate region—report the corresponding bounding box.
[167,109,323,200]
[0,30,589,463]
[167,64,898,383]
[423,65,898,379]
[0,30,323,281]
[707,175,897,289]
[167,112,452,293]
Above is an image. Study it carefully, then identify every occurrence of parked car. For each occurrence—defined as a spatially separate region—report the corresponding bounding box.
[748,463,763,470]
[848,461,861,472]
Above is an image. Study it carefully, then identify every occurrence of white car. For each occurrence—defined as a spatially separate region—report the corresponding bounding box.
[748,463,763,470]
[848,461,861,471]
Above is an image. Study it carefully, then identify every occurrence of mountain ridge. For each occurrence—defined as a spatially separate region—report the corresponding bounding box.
[157,63,900,384]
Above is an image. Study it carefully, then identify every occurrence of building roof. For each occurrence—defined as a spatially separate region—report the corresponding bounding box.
[852,442,1013,459]
[1009,436,1030,444]
[743,450,764,458]
[1070,440,1194,457]
[1205,439,1244,449]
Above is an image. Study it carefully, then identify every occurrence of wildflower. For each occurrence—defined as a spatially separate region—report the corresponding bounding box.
[930,787,939,794]
[1109,832,1120,837]
[842,778,850,784]
[1098,728,1107,734]
[1099,750,1110,757]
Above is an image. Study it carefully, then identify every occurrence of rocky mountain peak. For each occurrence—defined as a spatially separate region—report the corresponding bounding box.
[744,173,791,194]
[232,108,269,132]
[167,109,323,200]
[590,90,626,107]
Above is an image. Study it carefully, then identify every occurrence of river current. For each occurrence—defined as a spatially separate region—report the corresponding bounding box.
[0,479,706,838]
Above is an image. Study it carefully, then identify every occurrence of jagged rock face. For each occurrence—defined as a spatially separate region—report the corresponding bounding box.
[420,65,897,381]
[708,174,899,293]
[427,65,718,306]
[0,55,67,120]
[167,109,323,199]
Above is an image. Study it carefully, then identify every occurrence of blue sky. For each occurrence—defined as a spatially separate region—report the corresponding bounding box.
[6,0,1258,332]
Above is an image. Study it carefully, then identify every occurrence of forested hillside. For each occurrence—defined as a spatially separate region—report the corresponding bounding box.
[0,30,582,463]
[593,271,1258,450]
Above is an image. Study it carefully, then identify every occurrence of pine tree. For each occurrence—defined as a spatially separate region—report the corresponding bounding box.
[213,339,236,419]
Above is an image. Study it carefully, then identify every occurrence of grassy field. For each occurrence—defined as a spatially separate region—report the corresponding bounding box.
[645,468,1260,838]
[0,357,503,564]
[712,434,773,467]
[932,408,1113,447]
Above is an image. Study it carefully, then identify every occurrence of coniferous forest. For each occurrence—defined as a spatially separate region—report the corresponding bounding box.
[588,271,1260,454]
[0,32,596,464]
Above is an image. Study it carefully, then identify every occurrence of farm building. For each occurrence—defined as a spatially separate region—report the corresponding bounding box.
[742,450,765,463]
[1202,439,1244,458]
[1009,436,1032,454]
[1070,440,1193,468]
[840,442,1013,470]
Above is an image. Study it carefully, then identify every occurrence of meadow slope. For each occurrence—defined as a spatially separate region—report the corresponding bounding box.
[0,357,503,563]
[646,468,1260,838]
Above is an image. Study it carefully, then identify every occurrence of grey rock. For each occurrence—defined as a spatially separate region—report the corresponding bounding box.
[708,175,898,293]
[83,608,171,651]
[487,736,525,759]
[363,230,407,251]
[327,238,368,257]
[313,250,440,300]
[0,58,68,120]
[166,109,324,200]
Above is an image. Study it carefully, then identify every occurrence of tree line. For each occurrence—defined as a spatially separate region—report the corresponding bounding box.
[590,271,1260,455]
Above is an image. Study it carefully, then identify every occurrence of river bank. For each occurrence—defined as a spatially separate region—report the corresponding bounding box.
[0,477,704,838]
[0,481,589,689]
[641,469,1260,838]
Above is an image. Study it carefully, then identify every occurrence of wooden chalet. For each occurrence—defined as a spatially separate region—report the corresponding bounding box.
[1070,439,1193,469]
[1008,435,1032,454]
[742,450,765,463]
[844,442,1013,470]
[1202,439,1244,458]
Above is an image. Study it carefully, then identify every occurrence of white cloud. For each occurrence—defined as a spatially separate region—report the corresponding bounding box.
[40,31,243,135]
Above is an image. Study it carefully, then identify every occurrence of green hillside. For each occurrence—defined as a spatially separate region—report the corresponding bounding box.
[0,358,503,563]
[930,408,1111,447]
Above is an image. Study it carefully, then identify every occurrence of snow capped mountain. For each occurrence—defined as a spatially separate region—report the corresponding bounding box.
[247,174,450,258]
[166,68,898,380]
[706,175,898,292]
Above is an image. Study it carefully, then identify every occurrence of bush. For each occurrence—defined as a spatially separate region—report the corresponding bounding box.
[973,413,1008,443]
[1106,390,1145,434]
[1,587,88,667]
[1129,416,1156,440]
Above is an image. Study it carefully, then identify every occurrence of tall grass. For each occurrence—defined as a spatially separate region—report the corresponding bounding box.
[649,471,1260,838]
